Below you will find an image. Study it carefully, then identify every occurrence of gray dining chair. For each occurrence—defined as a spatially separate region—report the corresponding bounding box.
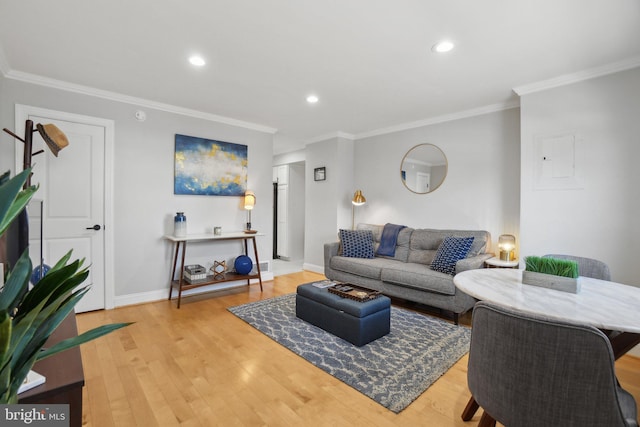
[467,301,638,427]
[543,254,611,281]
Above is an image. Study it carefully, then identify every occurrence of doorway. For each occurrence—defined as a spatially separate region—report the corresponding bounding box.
[272,162,305,275]
[15,105,115,311]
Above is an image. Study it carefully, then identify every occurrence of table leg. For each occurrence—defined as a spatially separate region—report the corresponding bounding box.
[244,239,251,287]
[251,236,263,291]
[177,241,187,308]
[610,332,640,360]
[168,241,180,301]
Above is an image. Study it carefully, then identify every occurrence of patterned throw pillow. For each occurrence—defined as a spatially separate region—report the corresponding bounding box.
[430,236,475,276]
[339,229,375,259]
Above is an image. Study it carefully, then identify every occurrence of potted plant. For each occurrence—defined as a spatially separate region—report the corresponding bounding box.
[522,255,580,293]
[0,168,130,404]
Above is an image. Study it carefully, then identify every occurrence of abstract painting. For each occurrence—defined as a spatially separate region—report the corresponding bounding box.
[174,134,247,196]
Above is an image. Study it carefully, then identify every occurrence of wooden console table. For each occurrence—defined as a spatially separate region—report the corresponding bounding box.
[19,313,84,427]
[165,232,264,308]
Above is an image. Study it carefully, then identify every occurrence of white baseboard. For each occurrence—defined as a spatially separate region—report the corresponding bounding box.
[303,263,324,275]
[115,289,167,307]
[114,272,274,308]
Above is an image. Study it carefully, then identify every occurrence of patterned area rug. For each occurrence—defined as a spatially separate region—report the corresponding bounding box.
[228,293,471,413]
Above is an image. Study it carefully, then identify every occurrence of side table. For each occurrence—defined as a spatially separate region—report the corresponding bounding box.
[165,232,264,308]
[484,256,519,269]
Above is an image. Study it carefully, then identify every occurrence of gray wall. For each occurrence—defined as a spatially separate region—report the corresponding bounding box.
[0,77,274,304]
[520,67,640,286]
[353,108,521,251]
[303,136,355,271]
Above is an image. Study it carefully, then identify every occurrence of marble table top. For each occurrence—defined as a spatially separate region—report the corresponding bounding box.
[454,268,640,333]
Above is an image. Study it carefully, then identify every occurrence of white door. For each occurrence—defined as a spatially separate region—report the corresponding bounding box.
[16,106,113,312]
[416,172,431,193]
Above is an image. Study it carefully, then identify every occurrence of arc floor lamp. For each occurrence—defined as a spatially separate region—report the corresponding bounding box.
[351,190,366,230]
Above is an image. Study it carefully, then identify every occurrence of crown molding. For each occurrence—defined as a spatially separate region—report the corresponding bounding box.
[355,101,520,140]
[305,131,355,144]
[3,69,278,134]
[513,56,640,96]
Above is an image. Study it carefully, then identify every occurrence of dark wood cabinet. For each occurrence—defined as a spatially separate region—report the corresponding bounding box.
[19,314,84,427]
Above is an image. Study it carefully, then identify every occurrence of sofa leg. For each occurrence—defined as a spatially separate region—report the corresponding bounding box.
[454,313,459,325]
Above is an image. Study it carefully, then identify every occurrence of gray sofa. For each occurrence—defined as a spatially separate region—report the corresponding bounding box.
[324,224,493,324]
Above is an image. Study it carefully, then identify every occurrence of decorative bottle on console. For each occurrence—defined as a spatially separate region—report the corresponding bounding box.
[174,212,187,237]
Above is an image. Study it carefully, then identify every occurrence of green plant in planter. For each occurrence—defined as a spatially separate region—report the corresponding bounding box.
[524,256,579,278]
[0,168,131,404]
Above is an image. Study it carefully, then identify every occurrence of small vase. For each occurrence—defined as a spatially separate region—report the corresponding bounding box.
[174,212,187,237]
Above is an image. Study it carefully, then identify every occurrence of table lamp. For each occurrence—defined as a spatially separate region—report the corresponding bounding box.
[498,234,516,261]
[244,190,256,231]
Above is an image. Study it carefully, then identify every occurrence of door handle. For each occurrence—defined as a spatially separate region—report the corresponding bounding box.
[86,224,101,231]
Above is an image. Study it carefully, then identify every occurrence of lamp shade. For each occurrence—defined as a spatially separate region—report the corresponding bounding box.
[352,190,366,206]
[498,234,516,261]
[244,190,256,210]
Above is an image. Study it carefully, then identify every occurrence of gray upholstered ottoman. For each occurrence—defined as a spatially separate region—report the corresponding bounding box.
[295,283,391,346]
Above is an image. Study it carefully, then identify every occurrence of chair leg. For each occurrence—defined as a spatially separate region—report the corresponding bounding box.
[461,396,480,421]
[478,411,496,427]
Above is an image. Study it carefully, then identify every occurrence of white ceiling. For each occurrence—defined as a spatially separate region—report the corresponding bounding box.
[1,1,639,154]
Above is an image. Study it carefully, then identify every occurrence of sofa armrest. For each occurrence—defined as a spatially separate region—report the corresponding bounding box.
[324,241,340,262]
[456,253,494,274]
[324,242,340,278]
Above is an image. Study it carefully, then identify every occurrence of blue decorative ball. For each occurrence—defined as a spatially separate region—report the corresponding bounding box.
[31,264,51,285]
[234,256,253,275]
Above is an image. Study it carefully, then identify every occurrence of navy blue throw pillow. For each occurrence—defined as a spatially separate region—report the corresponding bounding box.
[339,229,375,259]
[430,236,474,276]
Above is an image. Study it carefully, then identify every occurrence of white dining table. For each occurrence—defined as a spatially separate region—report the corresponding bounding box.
[454,268,640,422]
[454,268,640,334]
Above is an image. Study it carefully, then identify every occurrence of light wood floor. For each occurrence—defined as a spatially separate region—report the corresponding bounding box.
[77,271,640,426]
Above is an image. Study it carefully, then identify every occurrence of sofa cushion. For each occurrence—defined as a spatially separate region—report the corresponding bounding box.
[331,256,401,280]
[381,263,456,295]
[356,223,413,262]
[339,229,375,258]
[430,236,474,275]
[408,229,489,264]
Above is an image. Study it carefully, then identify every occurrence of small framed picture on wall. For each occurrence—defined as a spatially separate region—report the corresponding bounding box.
[314,167,326,181]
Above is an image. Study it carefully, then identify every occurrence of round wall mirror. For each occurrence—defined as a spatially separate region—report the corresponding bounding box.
[400,144,448,194]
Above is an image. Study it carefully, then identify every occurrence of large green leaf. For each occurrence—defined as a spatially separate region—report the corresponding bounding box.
[7,352,39,403]
[8,298,48,360]
[15,255,85,318]
[0,311,10,367]
[0,250,32,313]
[37,322,132,360]
[0,310,12,403]
[11,287,91,373]
[0,168,36,237]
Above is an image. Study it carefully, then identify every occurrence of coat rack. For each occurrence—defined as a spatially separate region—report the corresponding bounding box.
[2,120,69,268]
[3,119,69,188]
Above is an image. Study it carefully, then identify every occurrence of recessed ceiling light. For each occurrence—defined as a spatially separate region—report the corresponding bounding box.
[306,95,319,104]
[432,41,455,53]
[189,55,206,66]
